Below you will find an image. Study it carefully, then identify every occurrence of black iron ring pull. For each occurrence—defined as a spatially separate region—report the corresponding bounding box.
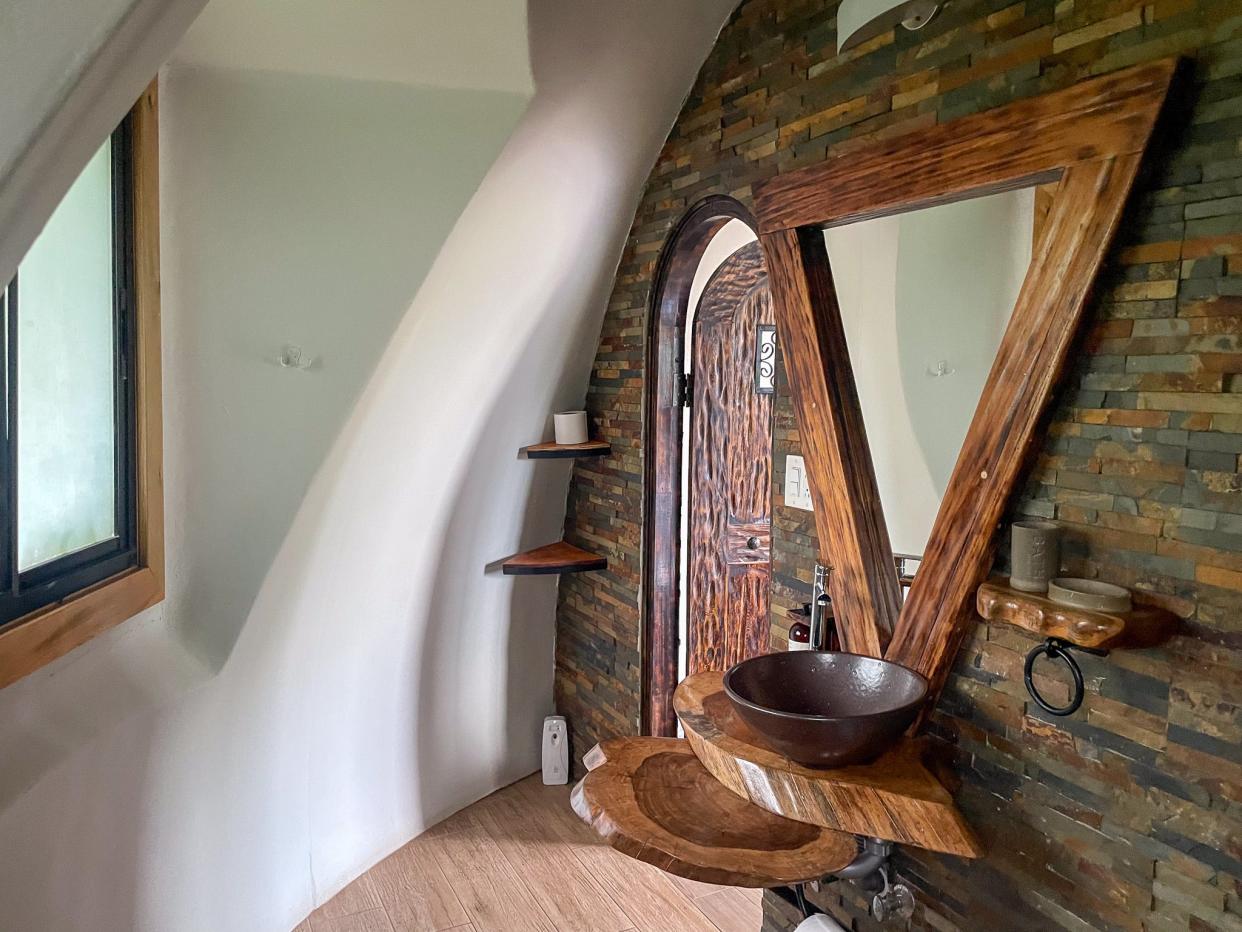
[1023,638,1106,716]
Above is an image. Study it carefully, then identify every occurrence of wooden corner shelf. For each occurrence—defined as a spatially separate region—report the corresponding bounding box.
[501,541,607,576]
[521,440,611,459]
[673,671,982,859]
[976,578,1178,650]
[571,737,856,887]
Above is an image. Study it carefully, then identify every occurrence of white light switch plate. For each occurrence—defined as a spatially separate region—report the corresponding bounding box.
[784,454,814,511]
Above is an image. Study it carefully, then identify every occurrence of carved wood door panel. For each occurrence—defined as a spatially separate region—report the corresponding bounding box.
[686,243,774,674]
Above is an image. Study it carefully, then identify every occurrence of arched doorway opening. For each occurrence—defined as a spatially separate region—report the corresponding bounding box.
[641,195,773,737]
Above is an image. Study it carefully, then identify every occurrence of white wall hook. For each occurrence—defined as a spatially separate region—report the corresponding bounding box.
[274,344,320,371]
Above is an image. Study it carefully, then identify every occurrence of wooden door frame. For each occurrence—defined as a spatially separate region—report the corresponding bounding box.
[641,195,759,737]
[751,59,1180,715]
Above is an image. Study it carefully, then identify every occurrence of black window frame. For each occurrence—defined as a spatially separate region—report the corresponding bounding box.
[0,113,139,626]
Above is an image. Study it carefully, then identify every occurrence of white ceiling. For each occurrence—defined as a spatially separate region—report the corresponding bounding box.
[172,0,532,93]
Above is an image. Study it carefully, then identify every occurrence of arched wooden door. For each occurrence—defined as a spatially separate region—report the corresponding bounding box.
[686,243,774,673]
[642,194,762,738]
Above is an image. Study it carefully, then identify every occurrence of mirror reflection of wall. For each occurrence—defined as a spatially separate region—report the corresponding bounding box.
[824,187,1035,557]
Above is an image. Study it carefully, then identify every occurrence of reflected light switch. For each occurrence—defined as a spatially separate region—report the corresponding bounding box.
[784,455,814,511]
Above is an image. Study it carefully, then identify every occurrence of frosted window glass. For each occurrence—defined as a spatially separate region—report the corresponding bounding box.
[16,139,117,570]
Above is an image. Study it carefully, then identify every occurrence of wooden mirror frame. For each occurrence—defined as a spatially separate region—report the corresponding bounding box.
[751,59,1180,710]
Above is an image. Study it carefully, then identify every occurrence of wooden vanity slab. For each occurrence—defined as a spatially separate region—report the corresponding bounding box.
[976,579,1178,650]
[571,737,857,887]
[674,672,982,858]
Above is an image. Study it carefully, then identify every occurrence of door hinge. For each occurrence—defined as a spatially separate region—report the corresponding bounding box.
[678,372,694,408]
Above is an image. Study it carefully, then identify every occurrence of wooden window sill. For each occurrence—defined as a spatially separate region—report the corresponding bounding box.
[0,567,163,689]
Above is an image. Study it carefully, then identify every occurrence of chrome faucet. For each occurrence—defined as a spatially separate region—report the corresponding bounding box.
[809,562,832,650]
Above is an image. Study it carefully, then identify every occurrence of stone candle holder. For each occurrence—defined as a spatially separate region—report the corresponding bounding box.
[1010,520,1060,593]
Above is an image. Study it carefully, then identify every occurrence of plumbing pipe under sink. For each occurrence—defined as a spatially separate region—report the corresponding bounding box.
[831,837,890,882]
[781,838,916,925]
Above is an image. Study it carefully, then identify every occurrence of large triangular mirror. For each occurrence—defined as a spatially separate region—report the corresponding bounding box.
[753,58,1180,709]
[823,184,1045,566]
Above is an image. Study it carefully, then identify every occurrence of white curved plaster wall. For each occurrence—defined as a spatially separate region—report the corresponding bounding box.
[0,1,738,929]
[160,66,531,667]
[173,0,531,92]
[0,58,530,932]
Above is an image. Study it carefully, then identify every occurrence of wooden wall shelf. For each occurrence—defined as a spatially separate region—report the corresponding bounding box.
[571,737,857,887]
[976,579,1178,650]
[501,541,607,576]
[521,440,611,459]
[673,672,982,858]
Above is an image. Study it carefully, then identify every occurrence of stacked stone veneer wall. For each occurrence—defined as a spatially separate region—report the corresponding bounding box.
[555,1,1242,928]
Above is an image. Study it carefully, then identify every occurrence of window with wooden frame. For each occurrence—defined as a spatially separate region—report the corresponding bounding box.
[0,81,163,688]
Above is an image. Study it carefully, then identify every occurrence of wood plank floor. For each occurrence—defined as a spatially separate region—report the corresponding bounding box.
[296,774,763,932]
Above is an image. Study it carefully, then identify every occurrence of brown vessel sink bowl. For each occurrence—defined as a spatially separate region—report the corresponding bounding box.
[723,652,929,768]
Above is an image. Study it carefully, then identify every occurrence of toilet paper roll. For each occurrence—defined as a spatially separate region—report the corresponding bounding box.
[794,914,847,932]
[553,410,589,445]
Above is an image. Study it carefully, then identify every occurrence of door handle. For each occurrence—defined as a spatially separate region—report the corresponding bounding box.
[746,536,761,550]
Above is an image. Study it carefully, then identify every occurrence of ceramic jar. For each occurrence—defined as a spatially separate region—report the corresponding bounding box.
[1010,520,1060,593]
